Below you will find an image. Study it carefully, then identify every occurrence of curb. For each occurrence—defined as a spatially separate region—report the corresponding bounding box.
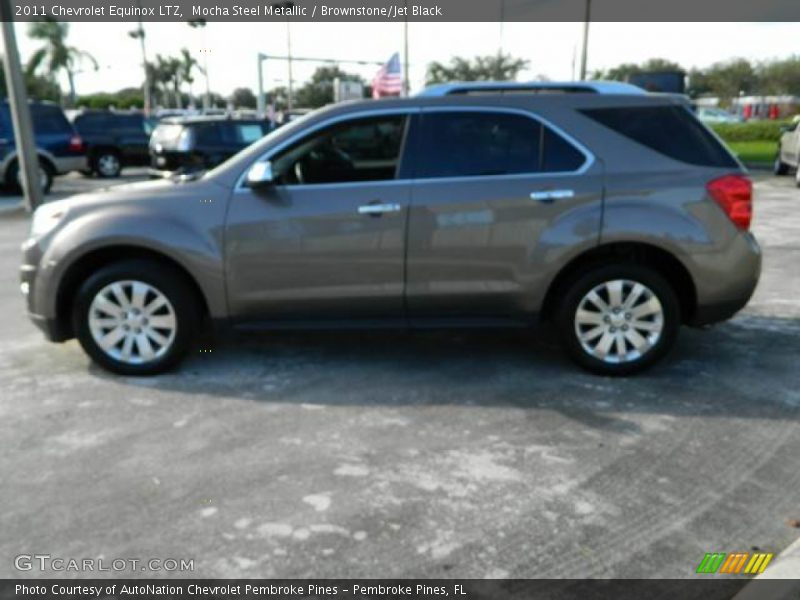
[755,535,800,579]
[733,535,800,599]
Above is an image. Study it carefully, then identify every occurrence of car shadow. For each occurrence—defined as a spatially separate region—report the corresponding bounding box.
[101,313,800,431]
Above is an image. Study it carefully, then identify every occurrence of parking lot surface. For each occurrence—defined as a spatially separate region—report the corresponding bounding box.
[0,172,798,578]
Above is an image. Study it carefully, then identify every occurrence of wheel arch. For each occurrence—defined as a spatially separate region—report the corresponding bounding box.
[540,241,697,324]
[55,245,211,340]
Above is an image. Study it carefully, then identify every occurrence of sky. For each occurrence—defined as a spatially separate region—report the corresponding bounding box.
[12,21,800,99]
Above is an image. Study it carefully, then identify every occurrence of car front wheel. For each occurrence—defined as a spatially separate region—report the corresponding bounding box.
[72,260,200,375]
[556,265,680,375]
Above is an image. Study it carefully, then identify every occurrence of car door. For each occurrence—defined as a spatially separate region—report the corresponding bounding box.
[406,107,604,321]
[224,111,414,321]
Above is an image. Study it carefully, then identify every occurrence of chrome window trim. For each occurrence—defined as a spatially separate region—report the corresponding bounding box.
[234,105,596,192]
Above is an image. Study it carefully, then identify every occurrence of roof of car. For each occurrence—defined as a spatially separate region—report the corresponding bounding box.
[417,80,648,97]
[158,115,268,126]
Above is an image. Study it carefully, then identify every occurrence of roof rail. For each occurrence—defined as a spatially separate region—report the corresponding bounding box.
[417,80,647,97]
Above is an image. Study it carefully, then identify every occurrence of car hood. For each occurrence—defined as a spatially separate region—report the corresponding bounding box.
[45,176,227,214]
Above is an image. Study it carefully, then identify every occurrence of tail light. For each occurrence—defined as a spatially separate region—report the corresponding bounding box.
[706,174,752,231]
[68,134,84,153]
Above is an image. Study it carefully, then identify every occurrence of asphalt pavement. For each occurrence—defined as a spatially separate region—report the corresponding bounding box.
[0,171,798,579]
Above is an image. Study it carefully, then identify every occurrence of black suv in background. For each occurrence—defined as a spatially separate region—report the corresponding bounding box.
[149,116,270,177]
[70,110,154,178]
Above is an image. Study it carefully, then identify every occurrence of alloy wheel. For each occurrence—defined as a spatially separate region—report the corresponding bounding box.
[87,280,177,365]
[574,279,664,364]
[97,154,121,177]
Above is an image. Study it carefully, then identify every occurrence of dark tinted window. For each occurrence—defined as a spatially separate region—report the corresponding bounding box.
[271,115,406,185]
[30,105,73,135]
[580,105,737,168]
[74,112,109,131]
[417,111,585,178]
[194,124,222,145]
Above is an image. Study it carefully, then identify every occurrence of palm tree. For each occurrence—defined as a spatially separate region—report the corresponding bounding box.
[179,48,198,106]
[27,18,98,106]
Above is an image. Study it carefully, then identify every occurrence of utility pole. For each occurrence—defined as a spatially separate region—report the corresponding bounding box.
[256,53,266,118]
[579,0,591,81]
[0,1,44,212]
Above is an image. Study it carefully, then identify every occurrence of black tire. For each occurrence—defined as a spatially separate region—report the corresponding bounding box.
[72,260,200,376]
[555,264,680,376]
[773,148,789,176]
[92,150,122,178]
[6,159,54,194]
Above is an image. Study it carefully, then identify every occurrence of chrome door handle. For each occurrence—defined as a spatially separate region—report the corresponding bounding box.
[358,203,402,215]
[530,189,575,202]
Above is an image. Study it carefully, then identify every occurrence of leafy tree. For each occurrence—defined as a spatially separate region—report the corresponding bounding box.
[592,58,683,81]
[231,87,257,109]
[688,58,757,99]
[26,18,97,106]
[294,66,364,108]
[0,67,61,102]
[759,56,800,96]
[426,53,528,85]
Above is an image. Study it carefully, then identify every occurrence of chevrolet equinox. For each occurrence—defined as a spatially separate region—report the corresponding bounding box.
[20,82,761,376]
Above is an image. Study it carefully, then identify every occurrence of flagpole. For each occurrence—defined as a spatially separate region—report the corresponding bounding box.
[403,0,410,96]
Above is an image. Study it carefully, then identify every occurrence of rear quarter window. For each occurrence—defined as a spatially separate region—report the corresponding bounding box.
[580,105,738,168]
[31,105,73,135]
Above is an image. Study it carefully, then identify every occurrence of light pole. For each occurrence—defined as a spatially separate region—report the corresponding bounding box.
[579,0,591,81]
[0,3,44,212]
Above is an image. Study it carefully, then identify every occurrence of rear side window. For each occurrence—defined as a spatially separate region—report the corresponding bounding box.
[235,123,267,144]
[416,111,586,178]
[580,105,738,168]
[30,105,73,135]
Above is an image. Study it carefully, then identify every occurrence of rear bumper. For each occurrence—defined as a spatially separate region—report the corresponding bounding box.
[51,154,87,174]
[689,232,762,326]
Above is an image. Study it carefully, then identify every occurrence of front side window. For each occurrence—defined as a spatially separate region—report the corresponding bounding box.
[417,111,585,178]
[270,115,407,185]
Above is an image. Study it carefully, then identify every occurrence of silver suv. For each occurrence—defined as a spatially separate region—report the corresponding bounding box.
[20,83,761,376]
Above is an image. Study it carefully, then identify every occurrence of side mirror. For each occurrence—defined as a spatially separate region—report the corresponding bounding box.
[246,160,275,187]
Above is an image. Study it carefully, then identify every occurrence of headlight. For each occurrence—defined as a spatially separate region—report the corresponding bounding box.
[30,202,68,238]
[176,129,194,152]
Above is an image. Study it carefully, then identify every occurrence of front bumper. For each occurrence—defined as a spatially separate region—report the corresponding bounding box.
[20,237,70,342]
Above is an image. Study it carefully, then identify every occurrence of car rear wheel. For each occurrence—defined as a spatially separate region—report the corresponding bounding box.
[72,260,200,375]
[93,151,122,178]
[7,159,53,194]
[556,264,680,375]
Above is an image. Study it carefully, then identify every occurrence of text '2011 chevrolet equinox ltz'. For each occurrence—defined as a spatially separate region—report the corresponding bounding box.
[20,82,761,376]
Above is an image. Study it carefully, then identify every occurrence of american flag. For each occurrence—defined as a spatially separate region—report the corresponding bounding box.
[372,53,403,99]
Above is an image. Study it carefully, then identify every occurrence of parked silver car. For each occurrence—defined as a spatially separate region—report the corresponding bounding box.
[775,117,800,186]
[21,82,761,376]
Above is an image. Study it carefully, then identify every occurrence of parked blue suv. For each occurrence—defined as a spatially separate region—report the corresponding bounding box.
[0,101,87,193]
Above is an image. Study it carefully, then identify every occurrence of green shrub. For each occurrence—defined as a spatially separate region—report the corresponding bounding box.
[710,121,791,143]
